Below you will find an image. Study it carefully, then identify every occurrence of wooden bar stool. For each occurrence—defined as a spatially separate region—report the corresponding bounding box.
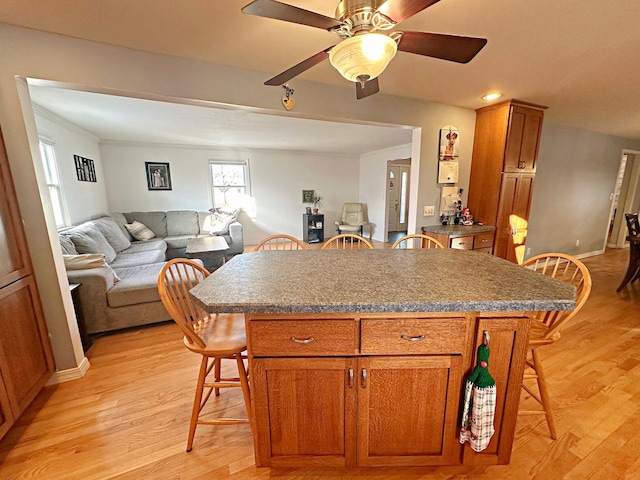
[254,234,306,250]
[520,253,592,439]
[158,259,251,452]
[321,233,373,250]
[391,233,445,249]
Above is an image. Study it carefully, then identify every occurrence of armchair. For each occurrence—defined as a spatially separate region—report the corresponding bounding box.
[334,202,370,239]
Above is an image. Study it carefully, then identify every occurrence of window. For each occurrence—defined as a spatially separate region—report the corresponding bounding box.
[209,160,251,210]
[39,140,68,228]
[399,169,408,224]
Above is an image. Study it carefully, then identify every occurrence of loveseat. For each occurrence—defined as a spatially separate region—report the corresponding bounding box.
[59,209,243,335]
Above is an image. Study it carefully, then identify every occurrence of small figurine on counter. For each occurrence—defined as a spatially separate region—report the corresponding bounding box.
[461,206,474,225]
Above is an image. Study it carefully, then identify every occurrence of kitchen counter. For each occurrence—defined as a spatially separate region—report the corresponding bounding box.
[422,224,497,235]
[189,248,575,468]
[422,225,497,253]
[190,248,574,315]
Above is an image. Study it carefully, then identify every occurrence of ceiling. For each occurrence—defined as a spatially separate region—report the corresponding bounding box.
[4,0,640,142]
[28,85,413,154]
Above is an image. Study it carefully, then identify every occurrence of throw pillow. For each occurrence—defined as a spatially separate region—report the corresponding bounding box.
[204,207,240,235]
[124,220,156,241]
[68,225,117,263]
[93,216,132,252]
[59,235,78,255]
[63,254,121,282]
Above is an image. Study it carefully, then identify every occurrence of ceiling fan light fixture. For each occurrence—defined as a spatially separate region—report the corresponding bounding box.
[482,92,502,101]
[329,33,397,83]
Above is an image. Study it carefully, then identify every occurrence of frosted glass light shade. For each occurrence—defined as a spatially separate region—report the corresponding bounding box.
[329,33,397,82]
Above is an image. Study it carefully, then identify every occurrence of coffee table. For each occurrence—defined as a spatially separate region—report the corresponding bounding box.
[186,236,230,271]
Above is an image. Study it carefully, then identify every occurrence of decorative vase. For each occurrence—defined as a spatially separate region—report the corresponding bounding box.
[306,207,312,214]
[313,208,319,214]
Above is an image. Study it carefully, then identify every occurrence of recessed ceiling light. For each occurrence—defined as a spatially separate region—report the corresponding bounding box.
[482,93,502,101]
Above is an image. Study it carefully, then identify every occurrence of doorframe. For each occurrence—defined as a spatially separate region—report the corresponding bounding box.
[606,149,640,249]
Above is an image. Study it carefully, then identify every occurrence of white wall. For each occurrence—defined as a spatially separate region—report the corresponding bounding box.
[9,23,639,372]
[101,142,361,245]
[528,122,640,258]
[33,106,109,225]
[360,143,412,242]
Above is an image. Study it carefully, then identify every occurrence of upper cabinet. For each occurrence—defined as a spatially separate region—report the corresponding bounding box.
[503,104,544,173]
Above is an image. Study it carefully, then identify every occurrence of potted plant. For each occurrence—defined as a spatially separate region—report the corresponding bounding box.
[312,195,323,214]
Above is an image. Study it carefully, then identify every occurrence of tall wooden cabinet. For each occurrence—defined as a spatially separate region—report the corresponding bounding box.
[467,99,546,263]
[0,127,55,439]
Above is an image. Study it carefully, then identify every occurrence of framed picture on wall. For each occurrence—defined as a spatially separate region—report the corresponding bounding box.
[145,162,172,191]
[439,125,459,161]
[74,155,97,182]
[302,189,314,203]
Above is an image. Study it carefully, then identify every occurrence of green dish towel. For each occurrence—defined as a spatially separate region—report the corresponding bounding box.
[459,344,497,452]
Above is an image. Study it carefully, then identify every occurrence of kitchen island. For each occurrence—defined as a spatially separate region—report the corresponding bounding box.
[190,248,575,468]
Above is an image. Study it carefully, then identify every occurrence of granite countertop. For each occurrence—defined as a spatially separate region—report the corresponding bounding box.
[422,224,496,235]
[190,249,575,315]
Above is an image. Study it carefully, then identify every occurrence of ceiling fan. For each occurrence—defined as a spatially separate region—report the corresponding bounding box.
[242,0,487,99]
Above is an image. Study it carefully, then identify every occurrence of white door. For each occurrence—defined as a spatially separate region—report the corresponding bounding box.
[387,164,411,232]
[609,152,640,248]
[387,166,399,231]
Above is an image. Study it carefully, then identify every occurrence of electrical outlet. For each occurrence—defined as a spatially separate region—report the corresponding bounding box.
[576,239,580,247]
[423,206,435,216]
[526,247,531,256]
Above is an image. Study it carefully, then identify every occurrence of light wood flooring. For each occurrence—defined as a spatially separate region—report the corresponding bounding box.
[1,248,639,479]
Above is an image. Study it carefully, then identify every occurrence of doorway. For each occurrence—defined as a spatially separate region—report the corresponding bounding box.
[608,151,640,248]
[386,159,411,243]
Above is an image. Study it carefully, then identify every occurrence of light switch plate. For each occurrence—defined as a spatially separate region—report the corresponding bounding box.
[424,206,435,216]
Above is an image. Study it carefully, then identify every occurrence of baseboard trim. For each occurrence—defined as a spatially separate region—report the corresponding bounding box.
[575,249,604,260]
[46,356,91,385]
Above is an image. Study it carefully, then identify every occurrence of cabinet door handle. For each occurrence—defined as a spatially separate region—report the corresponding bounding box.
[291,336,315,344]
[348,368,354,388]
[400,333,425,342]
[361,368,367,388]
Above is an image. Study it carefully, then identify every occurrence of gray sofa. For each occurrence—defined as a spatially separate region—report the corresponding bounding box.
[59,210,243,335]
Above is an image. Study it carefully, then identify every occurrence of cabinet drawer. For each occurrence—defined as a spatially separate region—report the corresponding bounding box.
[249,319,358,356]
[473,232,495,250]
[474,246,493,254]
[361,318,468,355]
[450,236,474,250]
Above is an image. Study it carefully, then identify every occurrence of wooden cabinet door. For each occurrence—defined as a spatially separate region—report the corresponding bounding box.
[503,105,544,173]
[0,128,31,289]
[494,174,535,263]
[0,276,54,416]
[357,355,464,466]
[0,373,15,439]
[251,357,357,467]
[463,316,530,465]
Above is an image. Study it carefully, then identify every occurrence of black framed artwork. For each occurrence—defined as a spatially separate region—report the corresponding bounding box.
[145,162,172,191]
[74,155,97,182]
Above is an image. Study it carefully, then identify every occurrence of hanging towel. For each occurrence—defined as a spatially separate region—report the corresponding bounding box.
[459,343,497,452]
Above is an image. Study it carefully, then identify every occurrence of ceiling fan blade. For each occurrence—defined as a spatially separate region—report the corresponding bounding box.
[377,0,442,24]
[398,31,487,63]
[264,48,333,86]
[242,0,343,30]
[356,78,380,100]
